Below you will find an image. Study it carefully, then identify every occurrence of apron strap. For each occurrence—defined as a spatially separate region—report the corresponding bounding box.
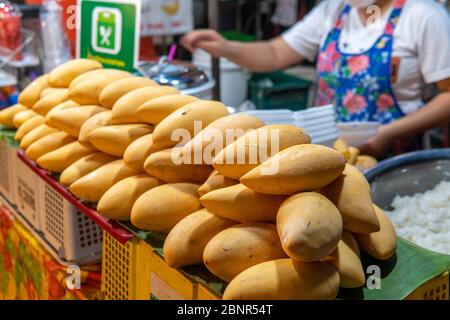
[383,0,407,34]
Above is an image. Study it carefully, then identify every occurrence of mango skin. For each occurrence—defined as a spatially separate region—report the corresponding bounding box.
[152,100,229,148]
[240,144,346,195]
[123,134,166,172]
[325,231,365,289]
[78,111,113,143]
[18,74,49,108]
[69,160,140,203]
[223,259,340,300]
[111,86,179,124]
[87,124,154,157]
[25,131,76,161]
[200,184,286,223]
[137,94,199,125]
[13,109,37,128]
[97,174,163,221]
[0,104,28,128]
[59,152,118,187]
[48,105,108,138]
[99,76,158,108]
[354,205,397,260]
[203,223,287,282]
[163,208,237,268]
[36,141,96,173]
[48,59,103,87]
[15,116,45,141]
[20,124,58,150]
[181,114,266,165]
[213,125,311,180]
[321,164,380,234]
[197,170,238,197]
[131,183,202,233]
[32,90,69,116]
[144,148,213,184]
[277,192,343,262]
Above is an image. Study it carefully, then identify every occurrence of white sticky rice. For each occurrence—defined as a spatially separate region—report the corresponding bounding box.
[386,180,450,255]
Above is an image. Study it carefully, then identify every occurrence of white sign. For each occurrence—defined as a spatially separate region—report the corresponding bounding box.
[141,0,193,36]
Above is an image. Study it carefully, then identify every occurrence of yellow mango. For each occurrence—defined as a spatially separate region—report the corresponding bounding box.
[241,144,346,195]
[348,146,360,165]
[152,100,229,148]
[36,141,96,173]
[97,174,163,221]
[69,160,140,203]
[25,131,76,161]
[213,125,311,180]
[87,124,154,157]
[163,208,237,268]
[334,138,350,160]
[59,152,118,187]
[15,116,45,141]
[143,147,213,183]
[111,86,179,124]
[123,134,167,172]
[20,124,58,149]
[203,223,287,282]
[13,110,37,128]
[130,183,202,233]
[40,87,68,98]
[45,100,80,127]
[354,205,397,260]
[78,111,112,143]
[181,114,265,165]
[355,155,378,171]
[137,94,199,125]
[277,192,343,262]
[0,104,28,128]
[48,59,103,87]
[69,69,129,90]
[223,259,340,300]
[47,105,107,138]
[32,89,69,116]
[321,164,380,234]
[197,170,238,197]
[326,231,365,288]
[200,184,286,223]
[99,76,158,108]
[68,71,132,105]
[18,74,49,108]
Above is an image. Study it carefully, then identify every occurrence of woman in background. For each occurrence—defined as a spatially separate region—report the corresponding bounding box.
[182,0,450,156]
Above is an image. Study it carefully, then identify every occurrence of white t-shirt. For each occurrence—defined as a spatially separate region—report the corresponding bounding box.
[282,0,450,114]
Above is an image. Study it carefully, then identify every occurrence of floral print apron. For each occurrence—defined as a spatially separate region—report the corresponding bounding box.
[316,0,406,124]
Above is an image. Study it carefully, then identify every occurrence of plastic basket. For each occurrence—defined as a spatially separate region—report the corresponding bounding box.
[407,272,448,300]
[15,152,42,232]
[249,71,312,111]
[38,181,103,263]
[0,139,17,206]
[101,231,140,300]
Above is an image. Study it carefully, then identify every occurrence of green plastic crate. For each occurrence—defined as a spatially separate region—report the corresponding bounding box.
[249,71,312,111]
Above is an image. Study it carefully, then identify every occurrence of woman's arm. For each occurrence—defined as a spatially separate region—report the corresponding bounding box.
[181,29,304,72]
[361,83,450,156]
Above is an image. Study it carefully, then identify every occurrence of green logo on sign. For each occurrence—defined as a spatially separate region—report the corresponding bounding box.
[77,0,140,72]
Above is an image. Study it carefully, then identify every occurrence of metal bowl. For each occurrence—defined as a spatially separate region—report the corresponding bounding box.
[364,149,450,210]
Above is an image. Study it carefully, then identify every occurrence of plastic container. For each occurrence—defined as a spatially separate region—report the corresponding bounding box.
[337,121,380,148]
[192,49,248,108]
[249,71,312,111]
[0,1,23,61]
[40,0,71,72]
[0,139,17,206]
[38,182,103,263]
[101,231,140,300]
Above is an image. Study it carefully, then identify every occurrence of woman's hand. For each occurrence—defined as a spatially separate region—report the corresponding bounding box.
[360,125,395,157]
[181,29,230,58]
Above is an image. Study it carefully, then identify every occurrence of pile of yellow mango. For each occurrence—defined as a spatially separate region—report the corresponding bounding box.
[0,59,396,300]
